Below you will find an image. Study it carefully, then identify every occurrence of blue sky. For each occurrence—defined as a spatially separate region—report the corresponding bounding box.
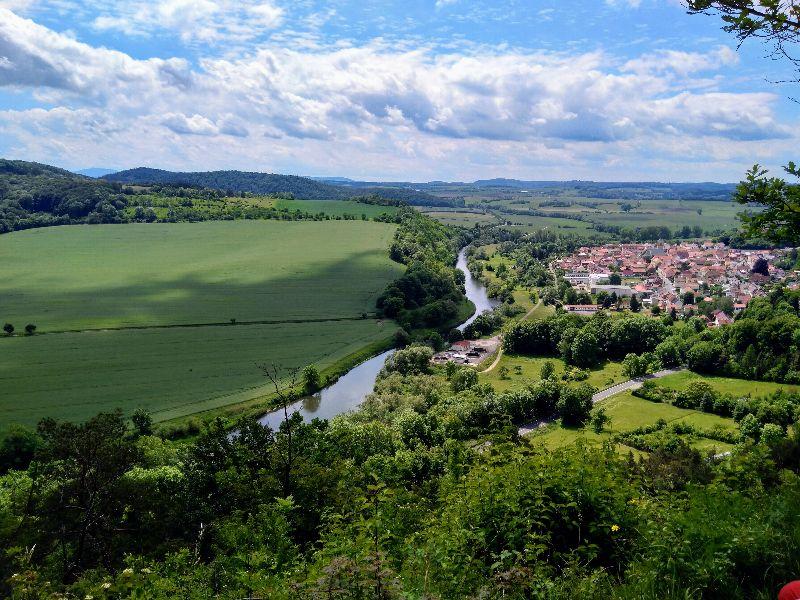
[0,0,797,182]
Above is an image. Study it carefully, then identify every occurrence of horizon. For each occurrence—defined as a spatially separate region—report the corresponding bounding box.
[87,165,742,187]
[0,1,797,182]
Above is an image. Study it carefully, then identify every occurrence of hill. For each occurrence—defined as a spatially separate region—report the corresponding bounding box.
[105,167,448,205]
[0,159,125,233]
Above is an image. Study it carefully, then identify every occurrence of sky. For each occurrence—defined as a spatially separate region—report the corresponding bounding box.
[0,0,798,182]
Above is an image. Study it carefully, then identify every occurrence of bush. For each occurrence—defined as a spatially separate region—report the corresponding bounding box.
[451,368,478,393]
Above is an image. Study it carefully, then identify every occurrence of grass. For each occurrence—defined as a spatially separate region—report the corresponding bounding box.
[272,199,401,218]
[421,210,497,227]
[654,371,800,397]
[0,221,402,331]
[481,354,627,393]
[0,220,404,426]
[530,391,737,455]
[0,320,397,426]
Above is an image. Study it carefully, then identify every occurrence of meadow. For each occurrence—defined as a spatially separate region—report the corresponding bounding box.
[530,391,737,456]
[0,221,403,425]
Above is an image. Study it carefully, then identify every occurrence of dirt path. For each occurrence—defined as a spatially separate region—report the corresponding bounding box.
[479,300,543,374]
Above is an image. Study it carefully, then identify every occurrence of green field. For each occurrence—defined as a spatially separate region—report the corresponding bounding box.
[0,221,403,425]
[0,319,395,426]
[0,221,402,331]
[272,199,401,218]
[481,355,627,393]
[530,391,737,455]
[654,371,800,397]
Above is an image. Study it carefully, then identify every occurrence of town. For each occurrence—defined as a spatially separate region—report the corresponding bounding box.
[554,241,796,322]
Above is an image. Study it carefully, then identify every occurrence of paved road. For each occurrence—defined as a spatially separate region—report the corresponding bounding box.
[518,368,685,436]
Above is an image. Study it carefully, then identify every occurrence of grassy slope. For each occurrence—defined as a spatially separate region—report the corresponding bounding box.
[0,221,403,331]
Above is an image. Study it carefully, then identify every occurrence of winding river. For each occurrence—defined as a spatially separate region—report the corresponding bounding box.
[259,248,496,430]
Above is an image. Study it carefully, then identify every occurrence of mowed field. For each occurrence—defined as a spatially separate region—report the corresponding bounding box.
[0,221,402,425]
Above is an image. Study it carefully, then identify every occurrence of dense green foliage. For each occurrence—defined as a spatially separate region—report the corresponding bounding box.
[504,312,667,368]
[503,288,800,384]
[3,371,800,598]
[377,209,468,330]
[0,159,127,232]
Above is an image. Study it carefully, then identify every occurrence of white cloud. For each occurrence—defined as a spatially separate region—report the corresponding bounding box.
[89,0,283,43]
[0,7,794,181]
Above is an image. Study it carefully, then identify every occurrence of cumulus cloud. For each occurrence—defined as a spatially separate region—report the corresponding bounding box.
[0,7,794,180]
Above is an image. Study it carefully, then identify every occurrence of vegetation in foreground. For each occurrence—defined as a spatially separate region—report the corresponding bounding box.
[2,358,800,598]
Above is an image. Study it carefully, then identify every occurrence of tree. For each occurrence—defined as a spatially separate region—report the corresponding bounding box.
[609,273,622,285]
[590,407,611,434]
[570,328,600,368]
[739,413,761,442]
[451,368,478,392]
[131,408,153,437]
[682,291,695,305]
[540,361,556,380]
[301,364,322,394]
[24,323,36,335]
[761,423,786,446]
[687,2,800,80]
[751,256,770,276]
[629,294,641,313]
[557,383,595,427]
[499,365,510,380]
[385,346,434,376]
[2,323,13,336]
[622,353,649,379]
[687,2,800,244]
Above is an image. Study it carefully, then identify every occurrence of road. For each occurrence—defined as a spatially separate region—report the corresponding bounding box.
[517,368,685,436]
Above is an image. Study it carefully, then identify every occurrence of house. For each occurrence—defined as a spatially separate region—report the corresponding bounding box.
[711,310,734,327]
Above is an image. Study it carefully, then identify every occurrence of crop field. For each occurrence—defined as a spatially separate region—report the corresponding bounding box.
[0,221,403,425]
[0,221,402,330]
[0,319,395,426]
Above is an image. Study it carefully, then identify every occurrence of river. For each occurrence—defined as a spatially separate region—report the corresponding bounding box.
[258,247,495,430]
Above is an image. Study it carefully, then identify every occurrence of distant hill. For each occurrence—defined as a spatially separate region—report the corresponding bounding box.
[75,168,118,178]
[105,168,448,205]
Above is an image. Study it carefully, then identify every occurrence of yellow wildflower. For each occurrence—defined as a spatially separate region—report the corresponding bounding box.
[611,524,621,533]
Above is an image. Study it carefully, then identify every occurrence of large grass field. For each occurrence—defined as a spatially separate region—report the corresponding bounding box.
[0,221,403,425]
[0,221,402,331]
[0,319,395,426]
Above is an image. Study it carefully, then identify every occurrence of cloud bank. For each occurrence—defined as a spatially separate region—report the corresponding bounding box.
[0,7,794,180]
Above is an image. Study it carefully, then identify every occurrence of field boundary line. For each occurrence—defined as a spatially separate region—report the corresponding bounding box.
[14,315,382,337]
